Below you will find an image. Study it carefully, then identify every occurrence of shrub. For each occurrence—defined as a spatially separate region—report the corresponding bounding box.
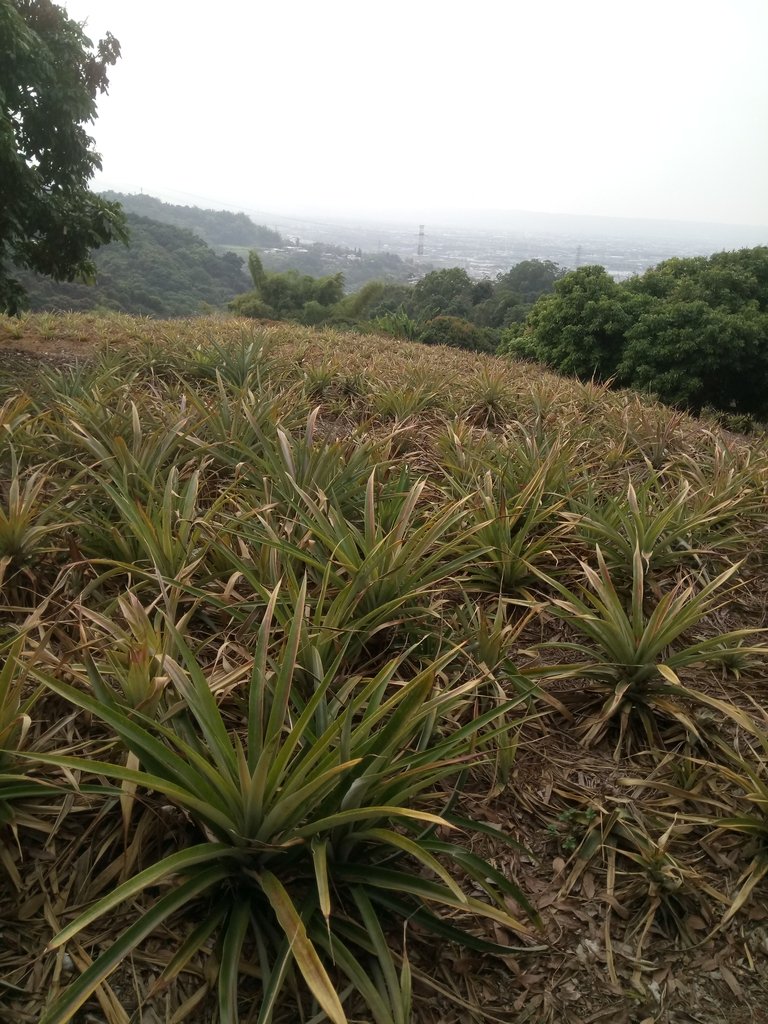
[229,291,276,319]
[503,248,768,417]
[418,315,495,353]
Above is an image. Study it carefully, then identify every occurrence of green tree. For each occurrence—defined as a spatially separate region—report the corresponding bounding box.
[616,248,768,415]
[505,266,641,380]
[231,268,345,324]
[627,248,768,313]
[619,300,768,416]
[418,315,496,353]
[17,214,249,316]
[248,250,266,289]
[332,279,388,320]
[102,191,284,248]
[496,259,564,303]
[412,268,474,319]
[361,282,415,319]
[502,248,768,418]
[313,271,344,307]
[1,0,127,313]
[257,271,302,317]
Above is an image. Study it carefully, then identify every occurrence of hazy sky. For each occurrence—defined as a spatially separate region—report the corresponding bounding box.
[62,0,768,227]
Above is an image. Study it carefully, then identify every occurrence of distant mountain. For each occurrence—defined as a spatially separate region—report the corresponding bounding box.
[101,192,284,249]
[17,214,249,316]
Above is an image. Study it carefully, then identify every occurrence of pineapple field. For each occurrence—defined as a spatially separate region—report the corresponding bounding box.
[1,313,767,1024]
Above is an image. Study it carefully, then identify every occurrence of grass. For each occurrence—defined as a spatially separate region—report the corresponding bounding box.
[1,312,767,1023]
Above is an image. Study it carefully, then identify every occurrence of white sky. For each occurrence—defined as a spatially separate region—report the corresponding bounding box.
[62,0,768,227]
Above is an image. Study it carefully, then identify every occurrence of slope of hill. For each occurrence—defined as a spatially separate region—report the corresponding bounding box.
[15,214,249,315]
[101,190,284,248]
[104,192,422,290]
[1,313,767,1024]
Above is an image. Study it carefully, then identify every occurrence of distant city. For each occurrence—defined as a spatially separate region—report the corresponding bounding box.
[240,207,768,281]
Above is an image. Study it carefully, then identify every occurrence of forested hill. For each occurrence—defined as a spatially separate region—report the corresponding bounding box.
[16,214,249,316]
[101,192,418,290]
[101,191,284,249]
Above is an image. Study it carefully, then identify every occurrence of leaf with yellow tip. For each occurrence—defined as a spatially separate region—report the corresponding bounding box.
[260,871,346,1024]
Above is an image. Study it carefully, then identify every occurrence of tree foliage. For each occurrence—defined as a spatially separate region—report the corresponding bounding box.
[501,266,645,379]
[504,248,768,417]
[497,259,564,304]
[409,262,564,330]
[260,239,415,291]
[230,256,564,353]
[16,214,249,316]
[0,0,127,312]
[231,256,344,323]
[340,260,564,337]
[418,315,496,353]
[412,268,475,319]
[103,191,284,249]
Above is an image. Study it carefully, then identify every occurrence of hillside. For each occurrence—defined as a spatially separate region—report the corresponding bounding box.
[101,191,284,249]
[15,214,249,316]
[1,314,767,1024]
[104,192,422,291]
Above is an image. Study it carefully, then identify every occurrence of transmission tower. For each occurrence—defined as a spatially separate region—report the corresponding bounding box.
[417,224,425,257]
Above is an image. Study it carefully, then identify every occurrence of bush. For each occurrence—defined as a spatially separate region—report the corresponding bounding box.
[231,262,344,322]
[368,309,421,340]
[502,248,768,417]
[230,291,276,319]
[418,316,496,353]
[618,300,768,416]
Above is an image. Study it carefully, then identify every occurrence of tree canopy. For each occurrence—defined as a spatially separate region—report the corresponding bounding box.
[228,255,564,355]
[502,248,768,418]
[412,268,475,319]
[16,214,249,316]
[0,0,126,313]
[338,261,564,333]
[231,252,345,323]
[506,265,645,380]
[102,191,283,249]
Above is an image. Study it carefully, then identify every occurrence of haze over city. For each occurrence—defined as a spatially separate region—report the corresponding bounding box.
[62,0,768,232]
